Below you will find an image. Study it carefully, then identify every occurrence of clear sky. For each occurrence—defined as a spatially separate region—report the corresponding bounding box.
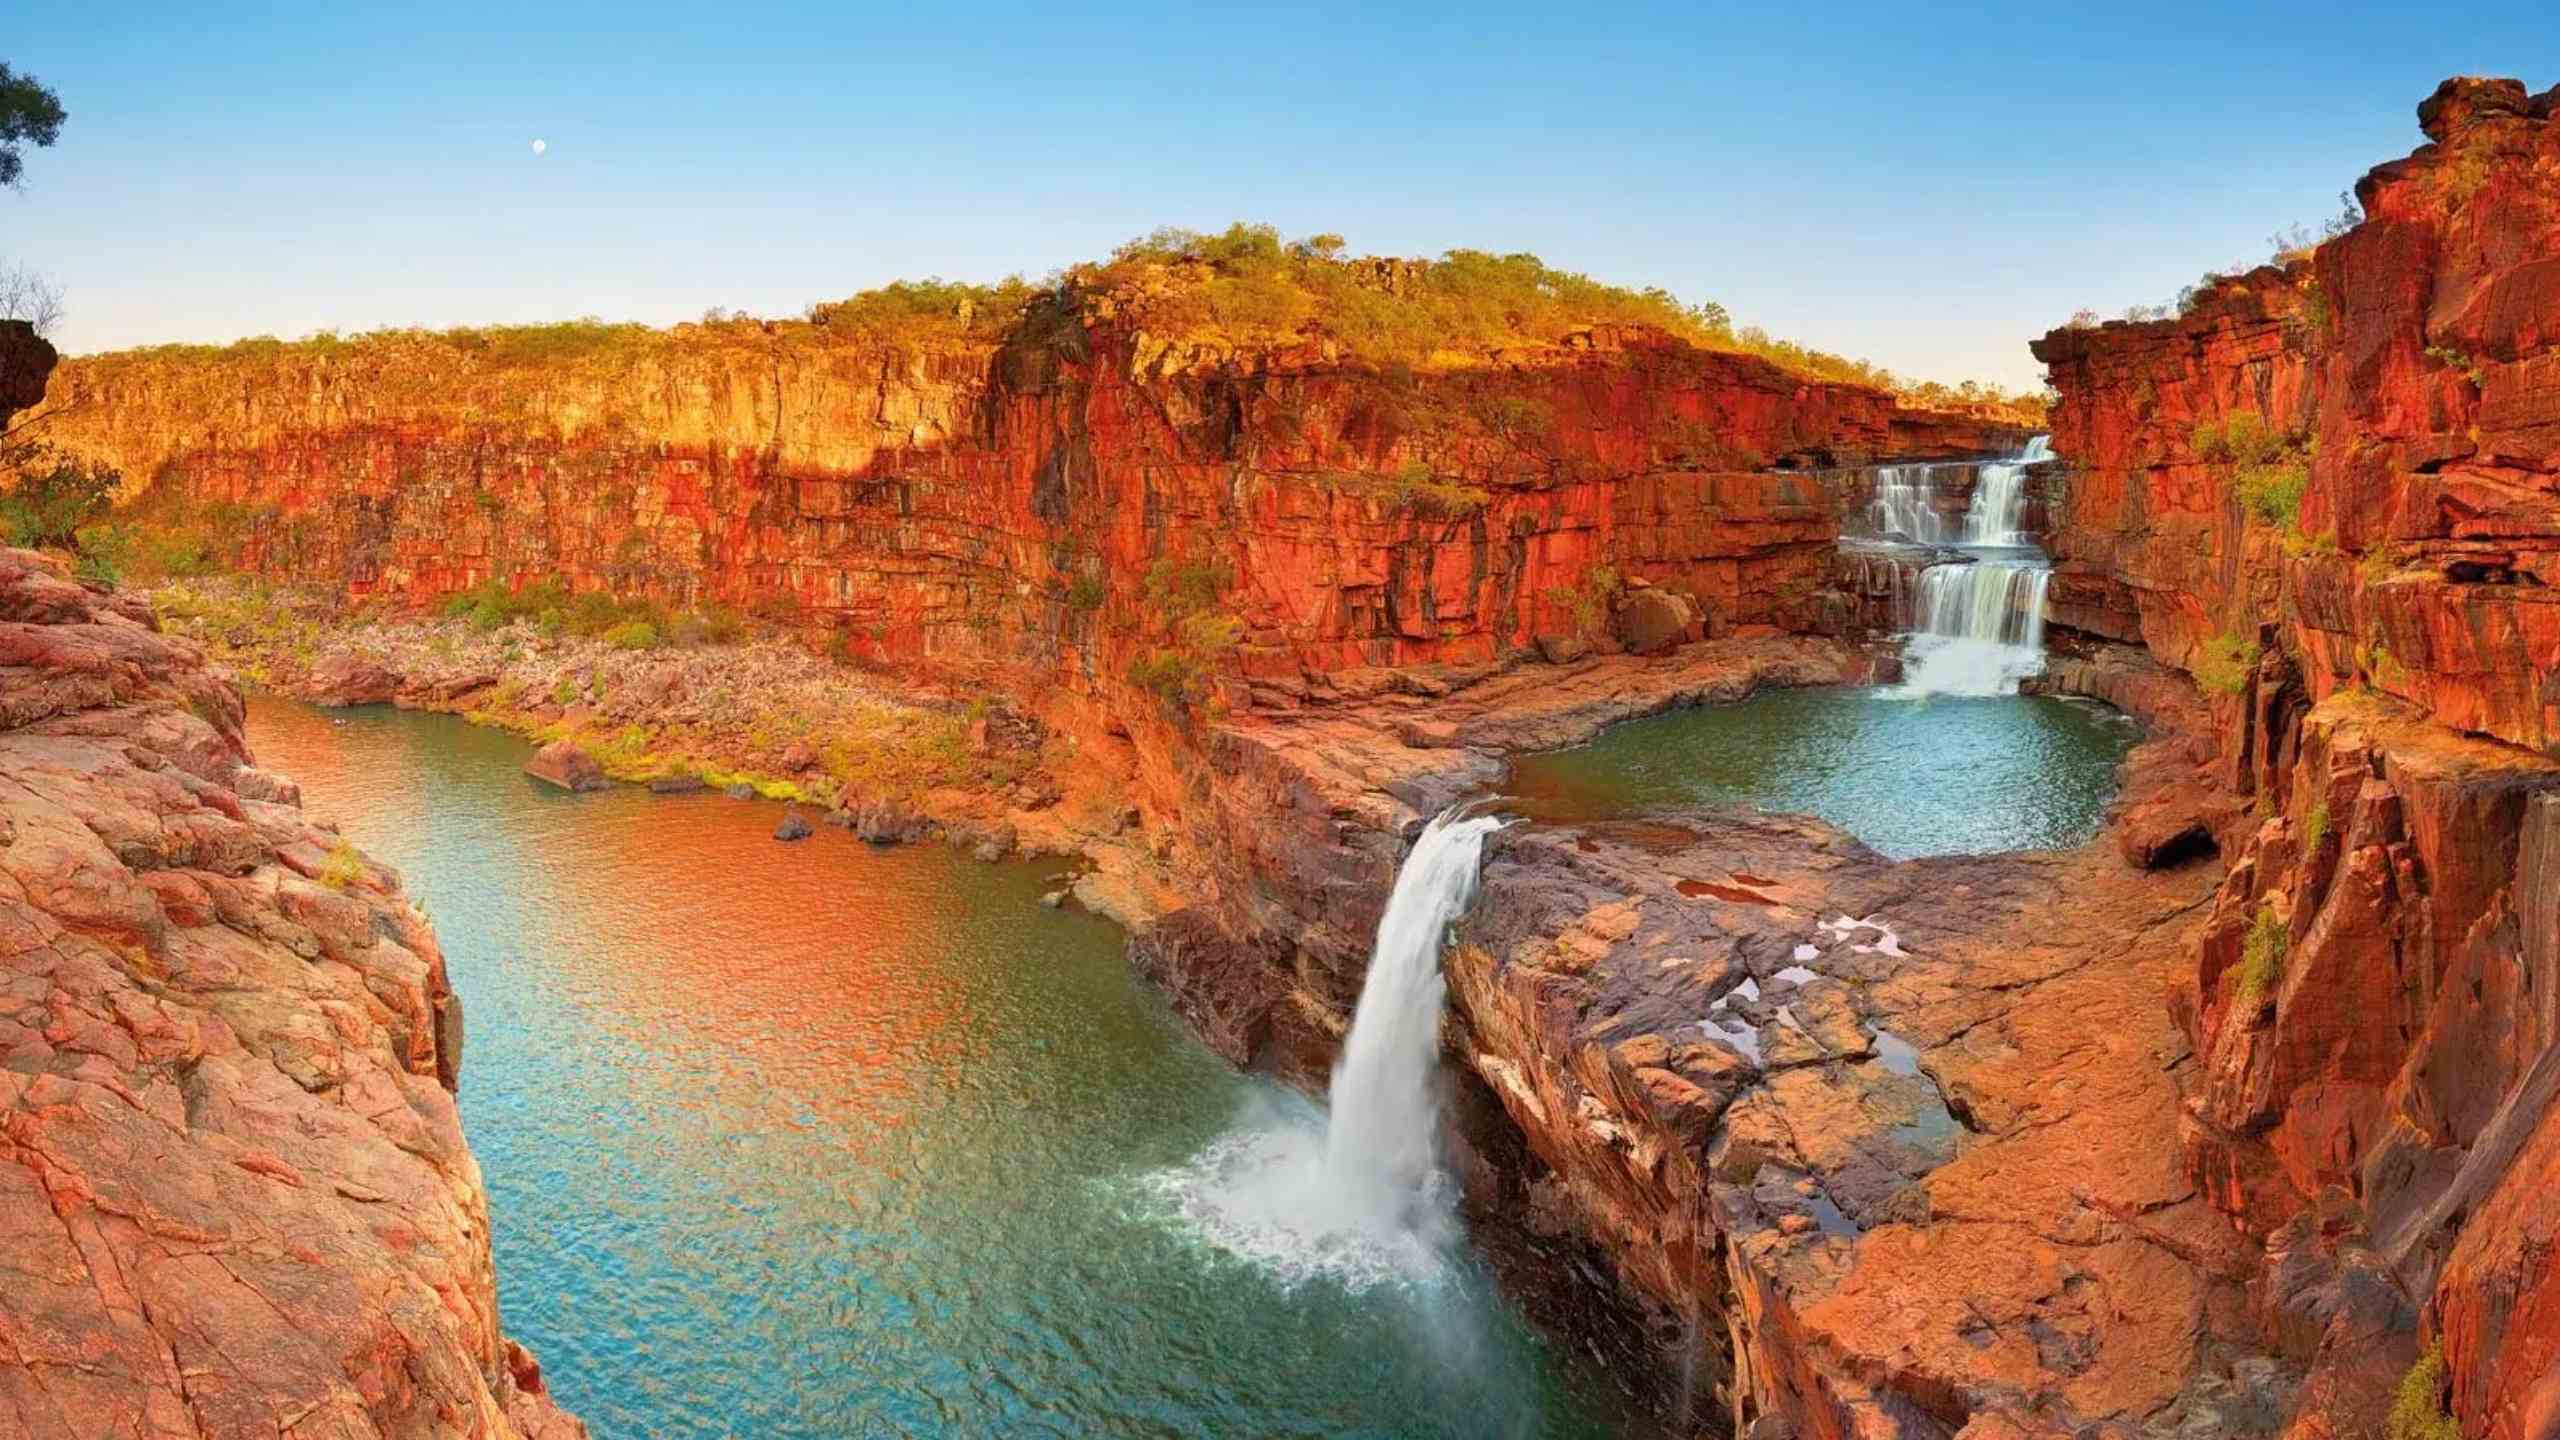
[4,3,2551,389]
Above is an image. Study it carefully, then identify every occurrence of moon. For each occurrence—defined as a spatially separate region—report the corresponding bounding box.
[530,139,547,155]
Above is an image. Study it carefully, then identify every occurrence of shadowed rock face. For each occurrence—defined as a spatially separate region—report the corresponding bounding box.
[2037,76,2560,1440]
[0,546,584,1438]
[30,315,2020,687]
[0,320,54,425]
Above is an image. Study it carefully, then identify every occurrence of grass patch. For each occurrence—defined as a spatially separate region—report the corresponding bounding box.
[2304,800,2331,853]
[2387,1344,2461,1440]
[318,837,366,892]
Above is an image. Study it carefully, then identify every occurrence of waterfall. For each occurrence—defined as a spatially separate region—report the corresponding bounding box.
[1153,808,1504,1286]
[1322,810,1504,1228]
[1866,463,1959,545]
[1889,435,2054,697]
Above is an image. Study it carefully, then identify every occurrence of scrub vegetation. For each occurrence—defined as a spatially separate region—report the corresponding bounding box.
[69,223,2048,425]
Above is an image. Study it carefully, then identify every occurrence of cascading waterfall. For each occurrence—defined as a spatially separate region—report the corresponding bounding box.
[1897,562,2053,696]
[1887,434,2057,697]
[1156,808,1506,1286]
[1865,462,1961,545]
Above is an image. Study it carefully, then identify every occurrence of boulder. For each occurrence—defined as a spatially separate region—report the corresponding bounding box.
[773,807,812,841]
[647,773,707,794]
[305,652,399,706]
[1615,586,1695,656]
[232,765,304,806]
[1535,633,1591,665]
[523,740,607,792]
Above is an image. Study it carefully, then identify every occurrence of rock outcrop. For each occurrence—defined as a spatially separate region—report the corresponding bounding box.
[2034,77,2560,1440]
[0,546,582,1438]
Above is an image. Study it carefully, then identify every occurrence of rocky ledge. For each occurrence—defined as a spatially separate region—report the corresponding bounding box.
[0,548,581,1438]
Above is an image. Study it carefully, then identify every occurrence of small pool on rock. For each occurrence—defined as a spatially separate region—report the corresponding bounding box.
[248,697,1633,1439]
[1506,686,2139,859]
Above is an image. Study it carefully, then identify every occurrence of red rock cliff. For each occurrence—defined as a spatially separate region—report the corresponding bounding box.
[2035,77,2560,1438]
[27,312,2019,691]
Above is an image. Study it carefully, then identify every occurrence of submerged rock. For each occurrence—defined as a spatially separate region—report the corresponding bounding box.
[774,806,812,841]
[647,772,707,794]
[524,738,608,792]
[724,781,756,799]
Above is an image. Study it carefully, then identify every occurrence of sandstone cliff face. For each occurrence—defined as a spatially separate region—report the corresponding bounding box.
[30,316,2018,688]
[2036,77,2560,1439]
[0,543,582,1437]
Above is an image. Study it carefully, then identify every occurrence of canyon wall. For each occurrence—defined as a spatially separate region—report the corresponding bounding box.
[2034,76,2560,1439]
[27,314,2018,690]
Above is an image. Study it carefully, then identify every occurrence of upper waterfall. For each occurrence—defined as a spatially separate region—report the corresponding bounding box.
[1868,434,2057,698]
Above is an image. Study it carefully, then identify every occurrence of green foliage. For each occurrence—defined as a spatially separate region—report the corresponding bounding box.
[2387,1344,2462,1440]
[804,277,1036,347]
[0,61,66,189]
[1128,554,1242,713]
[603,620,659,650]
[2192,628,2260,697]
[1546,564,1623,638]
[2236,459,2310,529]
[2191,413,2310,531]
[317,837,366,893]
[2236,901,2288,1009]
[0,444,121,549]
[2432,134,2498,212]
[2424,344,2486,387]
[69,522,129,584]
[2190,412,2289,465]
[1064,572,1107,613]
[2304,800,2331,853]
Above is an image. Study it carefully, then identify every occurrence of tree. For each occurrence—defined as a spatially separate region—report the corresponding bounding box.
[0,63,65,189]
[0,443,121,550]
[0,260,61,334]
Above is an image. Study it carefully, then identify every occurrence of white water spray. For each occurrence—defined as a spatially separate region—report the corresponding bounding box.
[1152,809,1505,1287]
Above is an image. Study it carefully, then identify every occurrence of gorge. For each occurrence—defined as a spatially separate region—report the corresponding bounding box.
[4,70,2559,1440]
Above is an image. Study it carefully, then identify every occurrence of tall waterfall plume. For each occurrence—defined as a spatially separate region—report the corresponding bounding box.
[1153,808,1505,1286]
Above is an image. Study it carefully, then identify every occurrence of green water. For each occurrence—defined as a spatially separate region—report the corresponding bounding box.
[245,697,1632,1440]
[1505,687,2139,859]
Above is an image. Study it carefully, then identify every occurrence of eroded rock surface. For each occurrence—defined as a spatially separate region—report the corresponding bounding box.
[0,547,582,1438]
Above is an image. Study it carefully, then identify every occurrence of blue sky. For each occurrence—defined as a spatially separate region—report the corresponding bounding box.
[5,2,2551,388]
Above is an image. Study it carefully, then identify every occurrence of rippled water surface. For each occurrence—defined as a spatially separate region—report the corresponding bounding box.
[248,698,1629,1439]
[1506,687,2139,858]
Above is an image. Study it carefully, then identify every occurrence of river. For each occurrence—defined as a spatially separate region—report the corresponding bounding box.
[245,696,1629,1439]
